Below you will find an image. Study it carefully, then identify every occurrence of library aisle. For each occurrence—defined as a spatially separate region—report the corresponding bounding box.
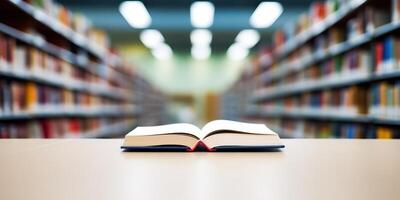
[1,0,400,199]
[2,0,399,139]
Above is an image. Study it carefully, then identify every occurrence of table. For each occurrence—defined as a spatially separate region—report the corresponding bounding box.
[0,139,399,200]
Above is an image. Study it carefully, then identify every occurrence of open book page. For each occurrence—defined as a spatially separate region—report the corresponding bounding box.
[201,120,277,139]
[127,123,202,139]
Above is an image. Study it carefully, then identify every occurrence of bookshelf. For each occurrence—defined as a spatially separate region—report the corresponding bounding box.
[1,0,106,59]
[220,65,257,121]
[0,0,166,138]
[132,75,167,126]
[222,0,400,139]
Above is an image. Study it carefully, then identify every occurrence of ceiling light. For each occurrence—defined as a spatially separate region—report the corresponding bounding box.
[190,2,214,28]
[140,29,164,48]
[191,45,211,60]
[151,43,173,60]
[235,29,260,48]
[190,29,212,46]
[227,43,249,60]
[250,2,283,28]
[119,1,151,28]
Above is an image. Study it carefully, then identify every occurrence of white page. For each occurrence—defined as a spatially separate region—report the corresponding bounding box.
[128,123,202,139]
[201,120,277,138]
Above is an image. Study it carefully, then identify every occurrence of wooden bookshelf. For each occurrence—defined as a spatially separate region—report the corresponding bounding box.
[0,0,166,138]
[223,0,400,139]
[1,0,105,60]
[274,0,368,61]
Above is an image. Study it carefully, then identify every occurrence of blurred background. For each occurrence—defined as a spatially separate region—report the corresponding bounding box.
[0,0,399,139]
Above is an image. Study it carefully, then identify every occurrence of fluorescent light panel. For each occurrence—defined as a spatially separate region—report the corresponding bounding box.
[190,29,212,46]
[190,2,214,28]
[250,2,283,28]
[235,29,260,48]
[140,29,164,48]
[152,43,173,60]
[227,43,249,60]
[191,45,211,60]
[119,1,151,28]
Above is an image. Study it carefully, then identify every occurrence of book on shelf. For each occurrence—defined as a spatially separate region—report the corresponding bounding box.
[369,81,400,119]
[328,28,345,46]
[347,11,367,41]
[0,118,134,138]
[310,2,327,23]
[374,36,400,74]
[122,120,284,152]
[1,80,11,114]
[11,81,26,113]
[393,0,400,23]
[376,126,395,138]
[366,6,391,32]
[24,0,109,50]
[273,30,286,49]
[26,82,38,110]
[260,117,400,139]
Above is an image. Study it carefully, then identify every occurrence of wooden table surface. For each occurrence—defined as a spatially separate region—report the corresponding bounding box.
[0,139,399,200]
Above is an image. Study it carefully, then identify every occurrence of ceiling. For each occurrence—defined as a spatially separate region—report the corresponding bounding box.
[59,0,314,52]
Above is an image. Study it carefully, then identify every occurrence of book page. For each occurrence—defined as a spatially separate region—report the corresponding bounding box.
[127,123,202,139]
[201,120,277,138]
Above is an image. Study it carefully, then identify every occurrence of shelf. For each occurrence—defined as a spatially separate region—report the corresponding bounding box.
[0,63,134,102]
[3,0,106,61]
[373,22,400,39]
[248,108,400,126]
[259,21,400,85]
[258,20,400,88]
[0,22,108,80]
[274,0,368,62]
[61,121,137,138]
[82,122,137,138]
[253,73,371,102]
[266,126,295,139]
[0,106,140,121]
[261,35,372,85]
[253,69,400,102]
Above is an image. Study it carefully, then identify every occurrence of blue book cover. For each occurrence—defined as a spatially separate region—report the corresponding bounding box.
[383,37,394,62]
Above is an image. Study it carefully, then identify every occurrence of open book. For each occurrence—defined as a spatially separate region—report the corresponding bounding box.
[121,120,284,151]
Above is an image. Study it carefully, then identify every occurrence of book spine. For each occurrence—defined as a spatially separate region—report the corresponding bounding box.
[393,0,400,23]
[375,41,384,74]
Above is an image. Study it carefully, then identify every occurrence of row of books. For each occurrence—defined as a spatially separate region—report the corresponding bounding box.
[256,81,400,120]
[0,33,133,101]
[262,0,400,82]
[0,32,100,84]
[374,36,400,74]
[266,30,400,86]
[274,0,398,53]
[250,118,399,139]
[258,85,375,117]
[25,0,110,50]
[316,5,391,51]
[220,74,255,121]
[273,0,345,48]
[370,81,400,119]
[0,117,134,138]
[255,37,400,99]
[261,47,370,86]
[1,1,130,85]
[0,80,135,115]
[262,41,374,84]
[133,79,168,126]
